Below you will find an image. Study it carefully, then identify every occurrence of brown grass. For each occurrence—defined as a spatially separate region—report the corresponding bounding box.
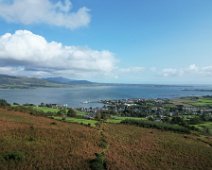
[0,108,101,170]
[105,124,212,170]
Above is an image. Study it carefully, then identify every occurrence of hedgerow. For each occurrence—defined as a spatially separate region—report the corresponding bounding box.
[121,119,190,133]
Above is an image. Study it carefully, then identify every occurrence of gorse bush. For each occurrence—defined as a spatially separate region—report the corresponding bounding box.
[90,152,106,170]
[121,119,190,133]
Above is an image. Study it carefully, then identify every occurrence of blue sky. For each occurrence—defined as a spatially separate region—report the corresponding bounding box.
[0,0,212,84]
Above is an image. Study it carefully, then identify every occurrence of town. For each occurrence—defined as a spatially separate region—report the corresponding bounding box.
[1,96,211,135]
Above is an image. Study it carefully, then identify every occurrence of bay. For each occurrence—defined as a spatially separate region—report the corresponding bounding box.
[0,85,212,108]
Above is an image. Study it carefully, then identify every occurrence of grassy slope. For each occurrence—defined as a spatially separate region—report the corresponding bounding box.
[0,108,212,170]
[0,108,100,170]
[105,124,212,170]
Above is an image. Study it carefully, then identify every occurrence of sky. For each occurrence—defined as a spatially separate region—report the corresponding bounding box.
[0,0,212,84]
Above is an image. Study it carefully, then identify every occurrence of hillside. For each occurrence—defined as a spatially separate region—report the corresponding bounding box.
[105,124,212,170]
[0,74,64,89]
[0,74,95,88]
[44,77,93,85]
[0,108,100,170]
[0,108,212,169]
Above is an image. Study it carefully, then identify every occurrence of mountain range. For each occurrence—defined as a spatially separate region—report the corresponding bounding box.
[0,74,93,89]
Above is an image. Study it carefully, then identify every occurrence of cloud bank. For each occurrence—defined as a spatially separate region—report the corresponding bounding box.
[0,30,116,78]
[0,0,90,29]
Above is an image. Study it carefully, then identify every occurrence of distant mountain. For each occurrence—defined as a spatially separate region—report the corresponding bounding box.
[0,74,63,89]
[44,77,93,85]
[0,74,94,89]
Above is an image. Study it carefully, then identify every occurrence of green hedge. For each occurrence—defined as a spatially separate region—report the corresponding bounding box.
[121,119,190,133]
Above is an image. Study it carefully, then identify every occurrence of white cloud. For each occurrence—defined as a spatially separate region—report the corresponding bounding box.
[0,30,116,77]
[0,66,24,75]
[162,68,184,77]
[188,64,199,72]
[161,64,212,77]
[0,66,51,77]
[118,67,145,74]
[0,0,90,29]
[190,65,212,76]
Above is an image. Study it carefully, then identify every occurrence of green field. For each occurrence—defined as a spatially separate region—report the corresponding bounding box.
[192,98,212,107]
[107,116,146,124]
[172,97,212,107]
[194,122,212,135]
[75,110,88,116]
[53,116,98,127]
[32,106,59,113]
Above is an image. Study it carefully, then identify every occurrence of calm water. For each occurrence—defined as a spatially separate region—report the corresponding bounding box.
[0,85,212,108]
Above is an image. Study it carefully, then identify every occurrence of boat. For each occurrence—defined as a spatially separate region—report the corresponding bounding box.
[82,100,89,104]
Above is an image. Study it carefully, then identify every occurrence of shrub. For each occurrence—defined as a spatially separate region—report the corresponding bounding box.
[56,110,63,116]
[50,122,57,125]
[95,111,110,121]
[189,116,201,124]
[95,122,101,127]
[2,151,25,161]
[28,136,36,142]
[90,152,106,170]
[188,125,199,131]
[99,138,107,149]
[147,116,154,121]
[171,116,186,125]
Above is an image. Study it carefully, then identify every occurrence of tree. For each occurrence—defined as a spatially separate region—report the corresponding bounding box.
[67,108,77,117]
[0,99,10,107]
[171,116,187,126]
[176,105,184,112]
[57,108,67,116]
[95,112,102,121]
[189,116,201,124]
